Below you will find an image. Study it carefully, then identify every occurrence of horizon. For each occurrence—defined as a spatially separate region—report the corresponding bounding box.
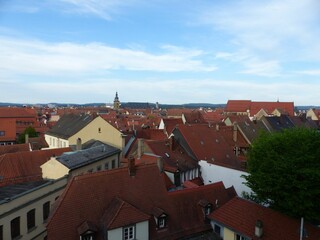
[1,0,320,105]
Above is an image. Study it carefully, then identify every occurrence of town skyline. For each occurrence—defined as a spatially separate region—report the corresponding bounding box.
[1,0,320,105]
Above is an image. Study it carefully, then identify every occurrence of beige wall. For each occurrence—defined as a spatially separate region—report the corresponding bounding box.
[0,177,67,240]
[44,134,69,149]
[41,157,69,179]
[223,227,235,240]
[69,116,124,150]
[306,109,318,120]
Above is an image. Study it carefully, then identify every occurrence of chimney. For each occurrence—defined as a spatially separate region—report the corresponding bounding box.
[255,220,263,238]
[76,138,82,151]
[216,124,220,131]
[157,157,164,173]
[25,133,29,143]
[169,136,174,151]
[128,155,136,176]
[137,138,144,159]
[233,123,238,142]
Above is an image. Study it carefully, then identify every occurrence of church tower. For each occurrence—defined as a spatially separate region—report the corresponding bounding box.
[113,92,121,110]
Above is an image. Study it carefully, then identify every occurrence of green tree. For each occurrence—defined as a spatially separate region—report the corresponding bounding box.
[17,126,38,144]
[243,127,320,223]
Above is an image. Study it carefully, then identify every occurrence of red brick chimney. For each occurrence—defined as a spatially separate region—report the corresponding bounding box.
[128,155,136,176]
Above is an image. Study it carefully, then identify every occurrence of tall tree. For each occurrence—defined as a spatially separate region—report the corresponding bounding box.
[17,126,38,144]
[243,127,320,223]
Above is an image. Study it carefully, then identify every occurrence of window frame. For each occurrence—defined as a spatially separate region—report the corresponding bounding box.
[123,225,135,240]
[43,201,50,222]
[27,209,36,231]
[10,216,21,239]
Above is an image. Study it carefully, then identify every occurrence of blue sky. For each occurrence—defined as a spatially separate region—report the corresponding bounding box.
[0,0,320,105]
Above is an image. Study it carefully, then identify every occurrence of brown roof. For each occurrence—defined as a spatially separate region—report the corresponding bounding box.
[174,124,244,170]
[47,165,236,240]
[0,147,71,186]
[225,100,294,116]
[162,118,183,135]
[0,143,30,155]
[0,107,37,118]
[209,197,320,240]
[102,197,150,230]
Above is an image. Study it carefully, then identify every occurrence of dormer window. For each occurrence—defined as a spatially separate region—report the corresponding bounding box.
[205,204,212,216]
[78,221,97,240]
[152,207,168,230]
[80,231,95,240]
[157,215,167,229]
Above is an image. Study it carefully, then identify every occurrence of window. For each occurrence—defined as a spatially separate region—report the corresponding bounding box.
[111,159,116,169]
[214,224,221,236]
[81,232,95,240]
[0,225,3,240]
[205,204,212,216]
[123,225,135,240]
[0,131,5,136]
[96,165,101,171]
[11,217,20,239]
[43,201,50,221]
[104,162,109,170]
[98,128,101,133]
[236,234,249,240]
[27,209,36,231]
[158,217,167,229]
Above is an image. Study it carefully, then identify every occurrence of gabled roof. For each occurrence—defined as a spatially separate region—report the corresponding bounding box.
[225,100,295,116]
[102,197,150,230]
[135,128,167,141]
[0,107,37,118]
[162,118,183,135]
[174,124,244,170]
[183,110,206,124]
[209,197,320,240]
[260,115,295,132]
[0,143,30,155]
[46,114,94,139]
[47,165,236,240]
[57,143,120,170]
[0,148,71,187]
[145,139,198,172]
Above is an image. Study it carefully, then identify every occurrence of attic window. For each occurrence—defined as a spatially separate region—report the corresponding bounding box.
[158,215,167,229]
[80,231,95,240]
[0,131,5,136]
[165,153,170,158]
[205,204,212,216]
[98,128,101,133]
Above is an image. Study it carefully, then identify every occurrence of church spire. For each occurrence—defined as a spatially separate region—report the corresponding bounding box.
[113,92,120,110]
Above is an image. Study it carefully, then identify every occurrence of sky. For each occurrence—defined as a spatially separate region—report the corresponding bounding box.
[0,0,320,105]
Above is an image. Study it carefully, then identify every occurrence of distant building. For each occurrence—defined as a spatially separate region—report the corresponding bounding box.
[113,92,121,110]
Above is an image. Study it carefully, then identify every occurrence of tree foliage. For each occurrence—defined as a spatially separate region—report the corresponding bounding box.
[243,127,320,223]
[17,126,38,144]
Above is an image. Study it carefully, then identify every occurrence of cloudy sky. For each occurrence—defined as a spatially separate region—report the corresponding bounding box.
[0,0,320,105]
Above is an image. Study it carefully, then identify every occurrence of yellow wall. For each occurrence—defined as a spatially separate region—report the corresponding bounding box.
[223,227,236,240]
[0,177,67,240]
[69,116,124,150]
[41,157,69,180]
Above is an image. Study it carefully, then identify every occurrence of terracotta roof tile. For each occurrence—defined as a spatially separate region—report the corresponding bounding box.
[0,143,30,155]
[209,197,320,240]
[47,165,236,239]
[0,147,71,186]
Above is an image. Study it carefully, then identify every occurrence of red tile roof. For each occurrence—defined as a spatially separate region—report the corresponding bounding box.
[174,124,244,170]
[162,118,183,135]
[225,100,294,116]
[102,197,150,230]
[0,147,71,187]
[47,165,236,240]
[135,129,167,141]
[0,107,37,118]
[0,143,30,155]
[209,197,320,240]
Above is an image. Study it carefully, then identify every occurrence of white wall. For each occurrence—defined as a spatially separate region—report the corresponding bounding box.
[199,160,252,196]
[107,221,148,240]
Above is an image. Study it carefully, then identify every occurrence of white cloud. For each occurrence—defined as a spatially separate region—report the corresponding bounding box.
[200,0,320,75]
[296,70,320,76]
[0,36,216,76]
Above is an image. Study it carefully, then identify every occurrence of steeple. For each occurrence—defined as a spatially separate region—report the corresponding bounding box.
[113,92,120,110]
